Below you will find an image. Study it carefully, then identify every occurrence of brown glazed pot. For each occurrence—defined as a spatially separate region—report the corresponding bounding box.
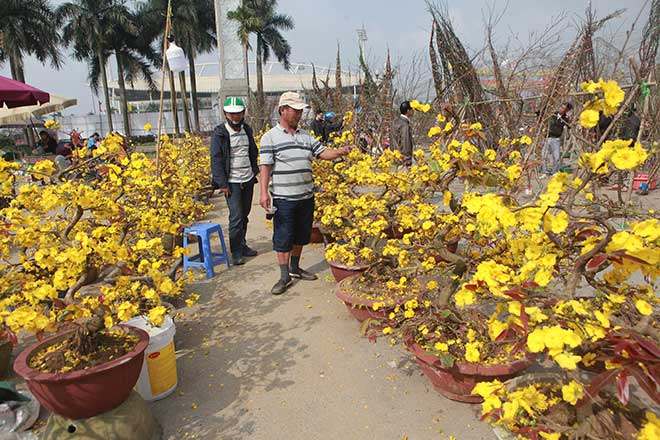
[405,338,535,403]
[334,276,419,328]
[14,325,149,420]
[0,339,12,378]
[310,224,324,244]
[326,260,370,282]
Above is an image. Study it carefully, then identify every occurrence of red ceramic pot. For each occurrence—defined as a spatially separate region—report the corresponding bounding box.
[406,339,534,403]
[327,260,369,282]
[310,224,324,244]
[14,325,149,419]
[334,276,419,328]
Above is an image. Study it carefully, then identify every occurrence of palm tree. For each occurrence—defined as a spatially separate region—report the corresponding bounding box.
[138,0,216,132]
[0,0,62,83]
[109,13,160,137]
[58,0,132,133]
[1,0,61,145]
[228,0,293,112]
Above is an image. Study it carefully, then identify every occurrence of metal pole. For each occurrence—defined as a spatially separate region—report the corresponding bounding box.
[213,0,225,115]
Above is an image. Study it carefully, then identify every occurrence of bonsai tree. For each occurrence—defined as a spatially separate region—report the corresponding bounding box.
[0,133,209,372]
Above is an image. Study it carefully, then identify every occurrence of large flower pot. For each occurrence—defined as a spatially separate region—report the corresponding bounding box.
[310,224,324,244]
[327,260,369,282]
[0,338,13,379]
[335,276,418,328]
[14,325,149,420]
[406,339,534,403]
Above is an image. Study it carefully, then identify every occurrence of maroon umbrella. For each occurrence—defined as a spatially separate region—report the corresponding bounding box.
[0,75,50,109]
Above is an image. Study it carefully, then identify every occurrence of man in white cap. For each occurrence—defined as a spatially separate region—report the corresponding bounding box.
[259,91,352,295]
[210,97,259,265]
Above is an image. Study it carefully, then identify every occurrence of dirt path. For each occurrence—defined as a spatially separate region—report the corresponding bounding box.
[150,191,497,440]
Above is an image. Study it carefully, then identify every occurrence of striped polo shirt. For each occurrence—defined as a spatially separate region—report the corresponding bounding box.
[259,124,327,200]
[226,123,254,183]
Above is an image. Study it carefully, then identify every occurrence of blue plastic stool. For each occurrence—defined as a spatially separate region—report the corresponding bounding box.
[182,223,231,278]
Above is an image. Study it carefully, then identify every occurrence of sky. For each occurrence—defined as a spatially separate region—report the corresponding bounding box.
[0,0,649,115]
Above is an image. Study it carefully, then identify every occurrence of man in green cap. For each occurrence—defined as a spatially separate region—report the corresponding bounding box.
[210,97,259,265]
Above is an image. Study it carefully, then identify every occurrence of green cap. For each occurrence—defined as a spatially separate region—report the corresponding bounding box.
[223,97,246,113]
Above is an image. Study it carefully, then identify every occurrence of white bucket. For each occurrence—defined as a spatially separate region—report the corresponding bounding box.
[125,315,178,401]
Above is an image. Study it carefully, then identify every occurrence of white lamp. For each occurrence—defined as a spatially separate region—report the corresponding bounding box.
[166,42,187,73]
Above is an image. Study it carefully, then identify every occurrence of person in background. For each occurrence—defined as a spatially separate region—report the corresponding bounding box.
[210,97,259,266]
[322,112,342,143]
[543,102,572,175]
[259,91,352,295]
[596,112,613,141]
[391,101,414,166]
[87,133,100,150]
[34,131,57,155]
[70,130,83,149]
[620,105,641,141]
[310,109,325,139]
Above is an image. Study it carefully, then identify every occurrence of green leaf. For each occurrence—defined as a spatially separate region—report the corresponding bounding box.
[438,352,455,368]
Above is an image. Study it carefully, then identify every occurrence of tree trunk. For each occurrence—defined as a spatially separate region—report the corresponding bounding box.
[168,67,180,136]
[187,49,200,132]
[116,56,131,137]
[9,53,35,146]
[243,42,250,91]
[98,47,114,133]
[178,71,191,133]
[256,35,264,110]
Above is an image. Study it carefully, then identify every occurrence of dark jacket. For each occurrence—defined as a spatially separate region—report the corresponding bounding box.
[323,121,343,142]
[547,113,570,138]
[210,122,259,189]
[621,113,641,140]
[391,115,413,164]
[310,119,325,138]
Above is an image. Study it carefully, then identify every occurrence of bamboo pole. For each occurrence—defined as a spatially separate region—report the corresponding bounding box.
[156,0,173,174]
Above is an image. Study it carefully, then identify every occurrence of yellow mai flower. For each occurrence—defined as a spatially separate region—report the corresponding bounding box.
[538,432,561,440]
[410,100,431,113]
[579,109,600,128]
[382,327,393,335]
[443,191,452,207]
[526,327,546,352]
[638,411,660,440]
[543,210,569,234]
[505,164,522,182]
[561,380,584,405]
[454,287,476,308]
[117,301,138,322]
[600,79,625,108]
[104,315,114,329]
[148,305,167,327]
[472,380,504,399]
[611,146,645,170]
[428,126,443,137]
[635,299,653,316]
[143,123,153,131]
[464,342,481,363]
[552,352,581,370]
[33,160,57,176]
